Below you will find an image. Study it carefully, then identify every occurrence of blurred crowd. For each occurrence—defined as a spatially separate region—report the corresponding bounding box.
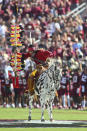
[0,0,87,109]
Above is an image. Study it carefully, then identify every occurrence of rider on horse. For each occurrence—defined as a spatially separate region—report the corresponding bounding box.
[22,45,53,95]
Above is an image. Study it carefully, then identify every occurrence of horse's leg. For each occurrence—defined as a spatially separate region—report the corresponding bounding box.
[41,103,45,122]
[40,96,45,122]
[28,95,33,121]
[47,98,53,121]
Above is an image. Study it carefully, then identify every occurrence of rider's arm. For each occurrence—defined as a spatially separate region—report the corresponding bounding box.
[30,69,37,77]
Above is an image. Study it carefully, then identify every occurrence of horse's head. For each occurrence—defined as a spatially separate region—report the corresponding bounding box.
[48,58,62,90]
[48,58,61,70]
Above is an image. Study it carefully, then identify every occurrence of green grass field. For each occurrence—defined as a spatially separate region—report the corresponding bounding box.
[0,108,87,131]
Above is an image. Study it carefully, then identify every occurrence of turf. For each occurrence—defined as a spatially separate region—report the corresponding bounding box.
[0,108,87,120]
[0,128,87,131]
[0,108,87,131]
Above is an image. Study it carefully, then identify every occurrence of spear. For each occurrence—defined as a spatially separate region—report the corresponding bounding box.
[10,1,19,85]
[10,2,23,85]
[14,1,18,85]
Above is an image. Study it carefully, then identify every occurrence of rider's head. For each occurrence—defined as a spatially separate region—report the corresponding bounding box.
[38,44,47,50]
[36,64,42,72]
[28,45,35,53]
[28,47,34,52]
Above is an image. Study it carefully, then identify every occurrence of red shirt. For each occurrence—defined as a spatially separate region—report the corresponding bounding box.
[12,77,19,88]
[72,73,80,88]
[0,73,5,87]
[61,75,69,87]
[71,0,79,4]
[80,72,87,86]
[18,77,23,88]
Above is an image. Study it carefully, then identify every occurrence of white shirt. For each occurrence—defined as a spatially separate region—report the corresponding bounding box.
[55,22,60,30]
[24,59,36,71]
[0,0,2,3]
[0,25,7,37]
[5,65,15,79]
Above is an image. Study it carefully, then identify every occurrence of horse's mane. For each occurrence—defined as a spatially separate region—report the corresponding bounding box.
[48,58,57,67]
[38,58,59,79]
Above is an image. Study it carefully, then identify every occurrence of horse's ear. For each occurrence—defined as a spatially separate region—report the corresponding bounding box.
[46,58,50,62]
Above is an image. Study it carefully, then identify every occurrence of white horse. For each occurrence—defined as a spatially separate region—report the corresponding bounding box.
[28,58,62,121]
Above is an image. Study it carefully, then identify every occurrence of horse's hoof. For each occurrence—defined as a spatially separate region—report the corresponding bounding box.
[41,119,45,122]
[50,119,53,122]
[28,116,31,121]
